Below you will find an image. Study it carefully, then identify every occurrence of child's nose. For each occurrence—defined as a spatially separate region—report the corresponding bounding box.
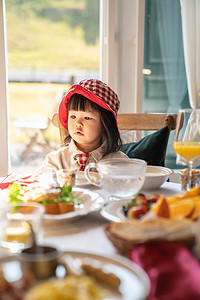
[75,118,83,127]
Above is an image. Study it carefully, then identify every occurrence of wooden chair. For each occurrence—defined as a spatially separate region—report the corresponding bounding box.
[51,112,177,147]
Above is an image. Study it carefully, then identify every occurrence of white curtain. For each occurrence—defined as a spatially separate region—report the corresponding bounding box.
[179,0,200,167]
[180,0,200,109]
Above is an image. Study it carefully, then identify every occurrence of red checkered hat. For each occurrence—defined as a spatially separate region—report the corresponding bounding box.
[58,79,120,130]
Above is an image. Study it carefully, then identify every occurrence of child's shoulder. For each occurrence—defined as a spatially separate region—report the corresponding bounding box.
[47,145,70,157]
[104,151,128,160]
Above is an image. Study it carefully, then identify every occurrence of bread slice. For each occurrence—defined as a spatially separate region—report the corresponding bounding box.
[44,203,60,214]
[44,202,75,214]
[58,202,74,214]
[105,218,195,252]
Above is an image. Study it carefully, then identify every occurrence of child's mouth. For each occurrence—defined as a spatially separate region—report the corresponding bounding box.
[75,131,83,136]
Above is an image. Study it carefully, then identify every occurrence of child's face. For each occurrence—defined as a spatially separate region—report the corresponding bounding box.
[68,107,102,152]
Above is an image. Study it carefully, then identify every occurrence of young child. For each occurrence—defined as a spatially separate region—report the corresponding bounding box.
[36,79,127,174]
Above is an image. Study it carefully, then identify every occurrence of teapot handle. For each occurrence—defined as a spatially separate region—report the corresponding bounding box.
[84,163,101,187]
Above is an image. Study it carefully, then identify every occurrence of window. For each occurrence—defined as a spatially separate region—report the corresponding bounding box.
[5,0,100,175]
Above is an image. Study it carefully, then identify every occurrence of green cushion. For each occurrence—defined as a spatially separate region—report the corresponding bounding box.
[121,126,169,166]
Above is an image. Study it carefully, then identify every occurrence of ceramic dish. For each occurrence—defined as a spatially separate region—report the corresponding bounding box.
[142,165,174,190]
[0,187,105,222]
[0,250,150,300]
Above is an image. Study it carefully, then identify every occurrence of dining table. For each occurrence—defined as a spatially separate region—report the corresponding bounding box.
[1,178,200,300]
[42,181,200,300]
[43,181,182,255]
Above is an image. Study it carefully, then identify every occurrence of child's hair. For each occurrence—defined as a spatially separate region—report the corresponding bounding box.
[65,93,122,156]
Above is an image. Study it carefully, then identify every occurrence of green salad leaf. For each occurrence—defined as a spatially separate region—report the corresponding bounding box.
[8,183,24,203]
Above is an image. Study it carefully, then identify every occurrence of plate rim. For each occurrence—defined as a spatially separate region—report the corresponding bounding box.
[100,199,129,223]
[62,249,151,299]
[146,165,174,177]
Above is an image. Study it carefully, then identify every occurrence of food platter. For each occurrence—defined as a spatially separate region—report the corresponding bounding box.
[0,187,105,222]
[61,250,150,300]
[0,250,150,300]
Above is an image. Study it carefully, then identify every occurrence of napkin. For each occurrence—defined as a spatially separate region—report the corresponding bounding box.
[0,173,38,189]
[128,242,200,300]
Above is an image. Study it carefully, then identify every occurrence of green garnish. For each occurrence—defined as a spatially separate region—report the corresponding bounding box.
[8,183,81,207]
[8,183,24,212]
[8,183,24,203]
[128,197,136,207]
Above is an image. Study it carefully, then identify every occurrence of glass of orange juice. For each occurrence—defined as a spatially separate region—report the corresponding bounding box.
[173,108,200,190]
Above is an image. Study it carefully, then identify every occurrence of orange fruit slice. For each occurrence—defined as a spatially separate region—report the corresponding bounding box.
[183,186,200,198]
[167,186,200,204]
[190,196,200,220]
[151,195,170,218]
[169,199,194,219]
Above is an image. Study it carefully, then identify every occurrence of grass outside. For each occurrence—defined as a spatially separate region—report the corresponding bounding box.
[6,0,99,71]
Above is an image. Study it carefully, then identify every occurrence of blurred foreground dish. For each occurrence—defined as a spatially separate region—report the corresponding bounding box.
[24,275,104,300]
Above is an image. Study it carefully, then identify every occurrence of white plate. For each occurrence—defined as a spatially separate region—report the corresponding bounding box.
[0,250,150,300]
[142,165,174,190]
[100,199,129,223]
[44,187,105,220]
[0,186,105,222]
[60,250,150,300]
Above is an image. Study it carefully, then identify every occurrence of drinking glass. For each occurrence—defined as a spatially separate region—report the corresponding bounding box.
[85,158,147,202]
[1,202,44,253]
[0,202,10,241]
[173,109,200,190]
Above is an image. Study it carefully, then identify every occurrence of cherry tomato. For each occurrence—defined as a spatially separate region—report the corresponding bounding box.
[128,206,146,219]
[140,203,148,213]
[136,193,148,205]
[148,195,160,203]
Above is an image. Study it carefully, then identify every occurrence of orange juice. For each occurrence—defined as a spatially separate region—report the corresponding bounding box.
[173,142,200,161]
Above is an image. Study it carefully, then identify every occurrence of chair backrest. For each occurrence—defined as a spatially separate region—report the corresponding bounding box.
[51,112,177,147]
[117,113,177,132]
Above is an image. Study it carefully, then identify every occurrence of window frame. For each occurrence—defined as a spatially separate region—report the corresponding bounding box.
[0,0,9,176]
[100,0,145,113]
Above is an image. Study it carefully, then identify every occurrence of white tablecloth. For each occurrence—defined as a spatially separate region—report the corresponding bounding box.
[44,182,182,256]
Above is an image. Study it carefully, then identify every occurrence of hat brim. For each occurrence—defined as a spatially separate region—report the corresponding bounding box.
[58,84,118,130]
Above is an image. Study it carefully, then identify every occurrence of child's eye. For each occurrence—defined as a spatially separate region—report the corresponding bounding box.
[84,116,92,120]
[69,115,76,119]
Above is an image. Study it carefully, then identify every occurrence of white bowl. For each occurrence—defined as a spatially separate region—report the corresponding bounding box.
[142,165,174,190]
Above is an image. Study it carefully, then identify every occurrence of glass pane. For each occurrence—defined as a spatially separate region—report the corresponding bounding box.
[143,0,190,169]
[6,0,100,175]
